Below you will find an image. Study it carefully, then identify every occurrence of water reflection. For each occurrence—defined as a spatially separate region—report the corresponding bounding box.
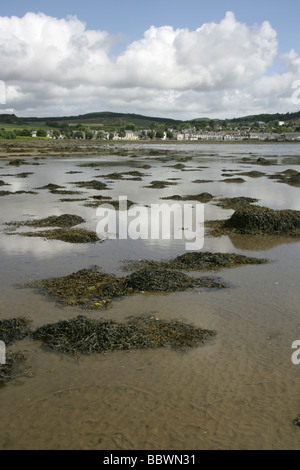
[223,233,300,252]
[0,144,299,260]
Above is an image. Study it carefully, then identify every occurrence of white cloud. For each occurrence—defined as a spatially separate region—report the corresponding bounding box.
[0,11,299,119]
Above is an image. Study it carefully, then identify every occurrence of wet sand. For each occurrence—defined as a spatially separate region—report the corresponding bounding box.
[0,142,300,450]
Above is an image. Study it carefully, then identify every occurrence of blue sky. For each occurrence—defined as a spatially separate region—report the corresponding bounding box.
[0,0,300,118]
[2,0,299,52]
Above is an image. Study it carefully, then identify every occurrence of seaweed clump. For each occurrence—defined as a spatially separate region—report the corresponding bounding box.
[6,213,85,229]
[23,267,133,309]
[208,206,300,236]
[84,199,136,209]
[122,251,268,272]
[4,214,100,243]
[268,169,300,187]
[0,317,32,345]
[15,228,101,244]
[22,265,227,310]
[72,180,109,191]
[31,314,216,355]
[161,193,214,203]
[214,197,259,210]
[123,267,225,291]
[35,183,64,190]
[8,159,26,167]
[101,170,147,181]
[144,180,178,189]
[0,317,32,385]
[221,177,245,183]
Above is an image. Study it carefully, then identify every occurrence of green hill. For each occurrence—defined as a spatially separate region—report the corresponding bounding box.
[22,111,184,131]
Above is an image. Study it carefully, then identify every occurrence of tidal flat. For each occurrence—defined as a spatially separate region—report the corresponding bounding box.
[0,141,300,450]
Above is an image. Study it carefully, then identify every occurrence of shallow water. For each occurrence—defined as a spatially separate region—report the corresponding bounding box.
[0,143,300,450]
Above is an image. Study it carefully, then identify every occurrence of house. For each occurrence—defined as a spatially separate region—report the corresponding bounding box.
[125,130,139,140]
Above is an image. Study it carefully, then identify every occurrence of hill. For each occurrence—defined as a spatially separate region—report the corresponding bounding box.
[1,110,300,131]
[228,110,300,123]
[21,111,183,131]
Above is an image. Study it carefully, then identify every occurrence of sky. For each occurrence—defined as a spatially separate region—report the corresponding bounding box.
[0,0,300,120]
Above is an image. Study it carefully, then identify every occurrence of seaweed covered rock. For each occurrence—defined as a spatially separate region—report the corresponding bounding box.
[269,170,300,187]
[223,206,300,234]
[31,314,216,354]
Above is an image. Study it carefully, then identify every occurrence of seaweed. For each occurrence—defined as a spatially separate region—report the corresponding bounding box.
[13,228,101,244]
[7,159,26,167]
[59,198,87,202]
[239,171,266,178]
[0,190,37,196]
[214,197,259,210]
[84,199,137,209]
[50,189,83,195]
[268,169,300,187]
[161,193,214,203]
[36,183,65,190]
[23,267,131,309]
[31,314,216,355]
[92,195,112,200]
[208,205,300,236]
[123,267,226,291]
[14,172,34,178]
[101,170,147,181]
[192,179,214,183]
[256,157,272,166]
[221,177,245,183]
[122,251,268,272]
[72,180,109,191]
[5,214,85,229]
[144,180,178,189]
[22,265,227,310]
[0,317,32,345]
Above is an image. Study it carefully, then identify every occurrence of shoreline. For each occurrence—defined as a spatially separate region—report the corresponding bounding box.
[0,138,299,158]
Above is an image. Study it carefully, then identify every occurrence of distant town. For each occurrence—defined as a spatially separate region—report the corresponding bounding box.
[35,120,300,142]
[1,112,300,141]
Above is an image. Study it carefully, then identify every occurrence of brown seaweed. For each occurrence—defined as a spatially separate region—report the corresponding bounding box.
[31,314,216,355]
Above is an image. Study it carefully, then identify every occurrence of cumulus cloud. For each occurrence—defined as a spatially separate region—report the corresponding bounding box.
[115,12,277,91]
[0,11,299,118]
